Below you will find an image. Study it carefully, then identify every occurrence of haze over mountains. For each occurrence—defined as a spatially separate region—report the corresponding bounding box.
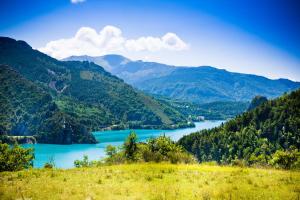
[65,55,300,103]
[65,55,175,85]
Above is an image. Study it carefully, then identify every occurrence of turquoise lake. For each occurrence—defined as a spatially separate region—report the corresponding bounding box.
[23,121,223,168]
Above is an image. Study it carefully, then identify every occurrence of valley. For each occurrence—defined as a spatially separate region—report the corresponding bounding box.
[1,1,300,199]
[0,37,192,144]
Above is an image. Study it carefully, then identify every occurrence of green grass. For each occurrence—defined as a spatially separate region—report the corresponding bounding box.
[1,163,299,200]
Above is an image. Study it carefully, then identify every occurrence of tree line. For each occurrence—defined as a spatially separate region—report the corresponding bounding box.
[178,90,300,169]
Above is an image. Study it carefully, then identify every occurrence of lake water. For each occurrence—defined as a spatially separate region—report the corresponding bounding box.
[23,121,223,168]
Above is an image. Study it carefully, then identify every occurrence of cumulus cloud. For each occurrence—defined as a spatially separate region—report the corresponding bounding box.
[39,26,189,59]
[71,0,86,4]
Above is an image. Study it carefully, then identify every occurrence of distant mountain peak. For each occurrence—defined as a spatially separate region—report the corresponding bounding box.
[101,54,130,60]
[101,54,131,66]
[64,54,300,103]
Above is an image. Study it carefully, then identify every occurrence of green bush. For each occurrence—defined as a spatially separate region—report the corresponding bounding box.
[105,145,117,157]
[74,155,96,168]
[0,143,34,171]
[104,145,125,164]
[140,136,195,163]
[102,133,196,165]
[269,149,300,169]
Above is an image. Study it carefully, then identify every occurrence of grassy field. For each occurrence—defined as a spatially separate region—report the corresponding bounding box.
[0,163,299,200]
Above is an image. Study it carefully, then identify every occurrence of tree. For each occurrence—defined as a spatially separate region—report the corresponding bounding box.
[124,132,138,160]
[0,143,34,171]
[105,145,117,157]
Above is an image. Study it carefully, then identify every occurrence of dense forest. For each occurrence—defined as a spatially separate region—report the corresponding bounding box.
[178,90,300,169]
[0,37,191,144]
[0,65,96,144]
[157,96,249,120]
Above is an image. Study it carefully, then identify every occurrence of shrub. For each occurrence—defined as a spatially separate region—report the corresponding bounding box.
[139,135,195,163]
[104,146,126,164]
[105,145,117,157]
[141,146,164,163]
[269,149,300,169]
[44,162,54,169]
[74,155,97,168]
[0,143,34,171]
[44,156,55,169]
[100,134,196,165]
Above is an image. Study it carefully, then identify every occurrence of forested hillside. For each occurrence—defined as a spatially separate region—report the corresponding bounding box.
[0,65,96,144]
[157,97,249,120]
[178,90,300,168]
[139,67,300,103]
[0,37,191,144]
[66,55,300,103]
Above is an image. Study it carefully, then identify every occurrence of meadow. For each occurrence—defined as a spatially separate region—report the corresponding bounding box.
[1,163,299,200]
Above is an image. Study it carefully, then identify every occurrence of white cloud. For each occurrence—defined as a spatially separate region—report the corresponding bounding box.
[39,26,189,59]
[124,33,188,51]
[71,0,86,4]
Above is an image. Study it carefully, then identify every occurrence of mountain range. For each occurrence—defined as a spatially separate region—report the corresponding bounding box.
[0,37,191,144]
[65,55,300,103]
[1,36,299,144]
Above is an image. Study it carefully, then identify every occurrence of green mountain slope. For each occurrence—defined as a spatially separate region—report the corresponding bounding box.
[178,89,300,166]
[65,55,300,103]
[0,37,191,144]
[139,67,300,103]
[0,65,96,144]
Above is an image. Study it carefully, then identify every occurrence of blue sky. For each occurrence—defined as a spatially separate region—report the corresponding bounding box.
[0,0,300,80]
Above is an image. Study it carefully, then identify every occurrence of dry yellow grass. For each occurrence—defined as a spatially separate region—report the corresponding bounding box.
[1,163,299,200]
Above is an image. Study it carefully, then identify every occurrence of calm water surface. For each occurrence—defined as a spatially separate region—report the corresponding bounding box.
[23,121,223,168]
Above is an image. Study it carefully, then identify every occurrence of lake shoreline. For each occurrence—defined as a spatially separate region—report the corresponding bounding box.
[22,120,224,168]
[99,122,196,131]
[0,135,37,145]
[3,122,198,145]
